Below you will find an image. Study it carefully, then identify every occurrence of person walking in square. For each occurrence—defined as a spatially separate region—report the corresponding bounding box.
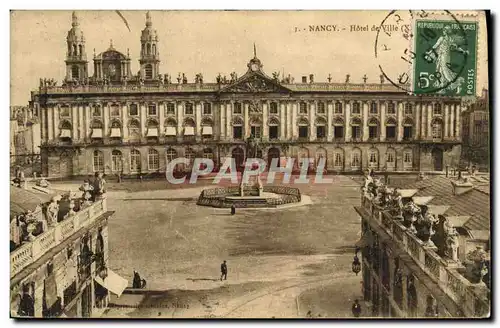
[220,260,227,281]
[352,299,362,318]
[231,205,236,215]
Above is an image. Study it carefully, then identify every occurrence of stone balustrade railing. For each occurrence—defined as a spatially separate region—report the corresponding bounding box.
[364,194,489,317]
[10,198,107,278]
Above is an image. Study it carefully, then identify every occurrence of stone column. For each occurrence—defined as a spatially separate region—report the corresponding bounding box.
[362,101,369,141]
[40,105,46,142]
[309,101,316,141]
[195,102,202,136]
[397,101,404,141]
[415,103,420,139]
[103,103,109,137]
[139,102,146,137]
[455,104,461,141]
[53,106,59,140]
[292,102,298,138]
[380,101,386,141]
[176,101,183,137]
[450,103,455,139]
[78,103,85,141]
[420,102,426,139]
[226,102,232,140]
[444,103,450,138]
[262,101,268,139]
[244,102,249,138]
[158,101,165,136]
[84,103,91,142]
[280,102,286,140]
[287,102,293,139]
[219,102,226,139]
[427,103,433,139]
[122,103,128,139]
[47,105,53,141]
[345,101,351,142]
[327,101,333,141]
[72,104,78,140]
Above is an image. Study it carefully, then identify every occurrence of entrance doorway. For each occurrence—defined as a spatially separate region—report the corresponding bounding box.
[431,148,443,171]
[267,147,280,168]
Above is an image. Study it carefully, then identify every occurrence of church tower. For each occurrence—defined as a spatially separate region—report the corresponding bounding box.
[65,11,88,82]
[139,11,160,80]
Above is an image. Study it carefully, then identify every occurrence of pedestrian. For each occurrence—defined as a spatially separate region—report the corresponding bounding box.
[132,270,142,289]
[231,205,236,215]
[352,299,361,318]
[220,260,227,281]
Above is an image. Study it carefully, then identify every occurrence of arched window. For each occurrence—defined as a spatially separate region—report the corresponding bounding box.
[185,148,195,168]
[71,65,79,79]
[146,118,159,139]
[333,117,344,140]
[60,120,72,139]
[232,116,243,140]
[403,148,413,169]
[351,148,362,170]
[368,148,379,169]
[386,148,396,171]
[315,117,327,139]
[298,117,309,139]
[385,117,397,140]
[351,117,362,140]
[111,150,123,172]
[166,148,177,163]
[146,43,151,55]
[141,43,145,55]
[128,119,141,140]
[403,117,414,140]
[297,147,309,169]
[78,45,83,57]
[73,44,77,56]
[91,119,103,139]
[432,118,443,140]
[145,64,153,80]
[147,148,159,170]
[152,44,156,55]
[130,149,141,173]
[333,148,344,169]
[268,117,279,140]
[368,117,379,140]
[93,150,104,173]
[250,117,262,138]
[315,147,327,168]
[110,120,122,138]
[164,118,177,137]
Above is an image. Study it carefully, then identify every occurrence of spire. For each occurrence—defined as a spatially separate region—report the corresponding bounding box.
[109,39,114,49]
[146,11,152,27]
[72,11,79,27]
[253,43,257,58]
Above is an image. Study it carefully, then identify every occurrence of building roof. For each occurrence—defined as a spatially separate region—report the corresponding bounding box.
[390,175,490,232]
[10,186,54,218]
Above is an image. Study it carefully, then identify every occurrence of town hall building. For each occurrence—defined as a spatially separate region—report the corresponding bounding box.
[31,12,464,178]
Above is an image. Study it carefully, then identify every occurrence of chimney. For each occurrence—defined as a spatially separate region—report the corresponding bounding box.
[309,74,314,83]
[451,178,474,195]
[302,76,307,83]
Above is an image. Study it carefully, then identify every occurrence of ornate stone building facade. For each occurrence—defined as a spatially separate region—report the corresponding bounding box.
[32,12,464,178]
[461,89,489,170]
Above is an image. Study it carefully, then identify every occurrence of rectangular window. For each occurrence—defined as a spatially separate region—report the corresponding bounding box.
[60,106,70,118]
[233,126,243,139]
[404,152,412,163]
[234,103,242,114]
[299,102,308,114]
[369,126,378,139]
[386,153,395,163]
[185,103,194,115]
[148,104,157,116]
[387,102,395,114]
[250,126,261,138]
[370,102,378,114]
[352,126,361,139]
[369,152,377,163]
[166,103,175,115]
[351,102,361,114]
[352,153,360,167]
[334,102,343,114]
[404,103,413,115]
[270,102,278,114]
[403,126,413,140]
[93,106,102,117]
[110,105,120,117]
[203,103,212,115]
[316,126,326,139]
[334,153,342,167]
[148,153,159,170]
[386,126,396,139]
[334,126,344,139]
[129,104,138,116]
[317,102,326,114]
[298,126,308,138]
[269,126,279,139]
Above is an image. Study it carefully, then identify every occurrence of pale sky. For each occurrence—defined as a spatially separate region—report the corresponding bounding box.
[10,10,488,105]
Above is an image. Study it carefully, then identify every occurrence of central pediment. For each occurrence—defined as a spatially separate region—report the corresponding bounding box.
[219,71,292,94]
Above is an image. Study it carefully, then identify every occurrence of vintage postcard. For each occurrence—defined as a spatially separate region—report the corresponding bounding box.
[10,10,490,319]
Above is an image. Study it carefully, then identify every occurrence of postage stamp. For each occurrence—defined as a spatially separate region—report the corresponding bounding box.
[413,19,478,96]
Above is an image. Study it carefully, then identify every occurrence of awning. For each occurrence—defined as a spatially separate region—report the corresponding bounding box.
[110,128,121,137]
[202,126,213,135]
[60,129,71,138]
[165,126,177,136]
[398,189,418,198]
[184,126,195,136]
[412,196,434,206]
[94,269,128,298]
[427,205,450,216]
[147,128,158,137]
[92,128,103,138]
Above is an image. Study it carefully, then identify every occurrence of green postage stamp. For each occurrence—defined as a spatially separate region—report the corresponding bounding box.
[413,20,478,96]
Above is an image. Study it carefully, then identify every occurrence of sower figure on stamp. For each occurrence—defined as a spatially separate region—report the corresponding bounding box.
[220,260,227,281]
